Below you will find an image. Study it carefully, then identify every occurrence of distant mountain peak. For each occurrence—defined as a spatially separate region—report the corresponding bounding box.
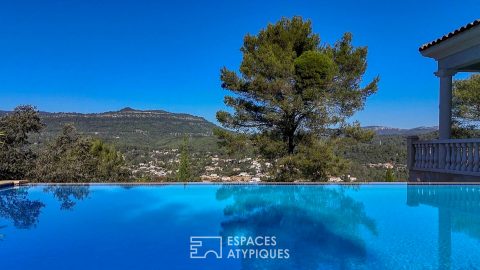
[119,107,136,112]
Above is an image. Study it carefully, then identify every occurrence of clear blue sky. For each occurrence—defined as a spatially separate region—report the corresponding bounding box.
[0,0,478,128]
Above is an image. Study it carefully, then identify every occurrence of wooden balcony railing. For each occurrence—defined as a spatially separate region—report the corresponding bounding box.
[407,136,480,176]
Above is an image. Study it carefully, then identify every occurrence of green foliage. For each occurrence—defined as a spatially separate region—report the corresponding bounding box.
[217,16,378,181]
[453,74,480,122]
[385,168,395,182]
[274,139,349,181]
[34,124,130,182]
[452,74,480,138]
[0,103,413,182]
[340,134,408,181]
[176,137,192,181]
[294,51,336,90]
[90,139,129,181]
[341,122,375,143]
[14,108,219,152]
[0,106,43,179]
[213,128,253,158]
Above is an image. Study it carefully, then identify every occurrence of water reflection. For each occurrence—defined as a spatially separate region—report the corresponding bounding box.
[0,188,44,229]
[0,185,90,235]
[216,185,377,270]
[407,184,480,270]
[43,185,90,210]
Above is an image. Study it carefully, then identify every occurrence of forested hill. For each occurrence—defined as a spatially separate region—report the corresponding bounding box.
[0,107,439,181]
[0,107,219,150]
[0,107,437,160]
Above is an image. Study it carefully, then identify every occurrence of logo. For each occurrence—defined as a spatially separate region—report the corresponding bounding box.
[189,235,290,260]
[190,236,223,259]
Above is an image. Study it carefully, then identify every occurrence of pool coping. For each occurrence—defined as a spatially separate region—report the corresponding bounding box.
[0,180,29,189]
[6,180,480,190]
[16,181,480,186]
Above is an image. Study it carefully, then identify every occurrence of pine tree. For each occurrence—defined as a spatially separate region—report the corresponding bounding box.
[216,16,378,181]
[177,137,191,181]
[452,74,480,138]
[385,168,395,182]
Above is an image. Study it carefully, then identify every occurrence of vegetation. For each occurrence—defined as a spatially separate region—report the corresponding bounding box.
[0,106,129,182]
[5,11,448,183]
[0,106,43,179]
[216,16,378,181]
[385,168,395,182]
[176,137,192,181]
[0,104,420,182]
[0,107,219,153]
[0,105,428,182]
[452,74,480,138]
[34,124,129,182]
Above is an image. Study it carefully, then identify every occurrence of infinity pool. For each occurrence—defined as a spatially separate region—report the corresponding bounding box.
[1,184,479,270]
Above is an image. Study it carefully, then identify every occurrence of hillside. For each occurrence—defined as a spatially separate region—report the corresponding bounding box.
[0,107,436,149]
[0,108,219,151]
[0,108,437,181]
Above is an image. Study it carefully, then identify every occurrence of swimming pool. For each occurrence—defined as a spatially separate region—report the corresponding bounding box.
[0,184,479,270]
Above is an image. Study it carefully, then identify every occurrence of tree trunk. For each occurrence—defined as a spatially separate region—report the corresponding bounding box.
[285,113,297,154]
[287,134,295,154]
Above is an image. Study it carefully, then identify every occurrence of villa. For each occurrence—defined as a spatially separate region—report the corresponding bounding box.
[408,19,480,181]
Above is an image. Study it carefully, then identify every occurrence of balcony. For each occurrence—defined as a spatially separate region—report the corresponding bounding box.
[410,20,480,181]
[408,136,480,181]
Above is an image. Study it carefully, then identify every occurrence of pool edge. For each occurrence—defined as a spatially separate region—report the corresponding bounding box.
[19,181,480,187]
[0,180,29,189]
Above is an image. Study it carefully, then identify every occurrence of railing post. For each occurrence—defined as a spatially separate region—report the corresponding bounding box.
[407,136,419,170]
[420,144,425,168]
[461,143,467,171]
[450,143,456,170]
[427,144,432,168]
[474,143,479,172]
[445,143,451,170]
[467,142,473,171]
[456,143,462,171]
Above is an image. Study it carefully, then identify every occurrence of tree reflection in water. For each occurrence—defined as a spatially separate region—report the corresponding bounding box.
[0,188,44,229]
[0,185,90,235]
[43,185,90,210]
[216,185,377,270]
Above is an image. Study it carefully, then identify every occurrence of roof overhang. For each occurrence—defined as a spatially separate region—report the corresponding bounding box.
[420,20,480,72]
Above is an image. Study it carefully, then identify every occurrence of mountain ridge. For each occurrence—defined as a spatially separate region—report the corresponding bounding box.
[0,107,219,151]
[0,108,438,142]
[1,107,211,121]
[363,125,438,135]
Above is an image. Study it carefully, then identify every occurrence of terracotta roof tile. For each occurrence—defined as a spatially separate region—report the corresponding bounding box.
[419,19,480,51]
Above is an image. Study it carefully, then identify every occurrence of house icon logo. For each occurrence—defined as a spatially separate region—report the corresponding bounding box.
[190,236,222,259]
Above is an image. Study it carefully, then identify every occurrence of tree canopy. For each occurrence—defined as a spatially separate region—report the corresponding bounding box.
[452,74,480,138]
[176,136,192,181]
[0,105,43,179]
[34,124,129,182]
[216,16,378,181]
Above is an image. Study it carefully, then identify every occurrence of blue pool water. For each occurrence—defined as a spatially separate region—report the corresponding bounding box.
[1,184,480,270]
